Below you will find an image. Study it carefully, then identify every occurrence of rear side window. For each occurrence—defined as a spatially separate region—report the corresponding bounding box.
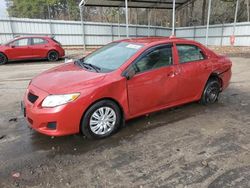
[33,38,47,45]
[177,44,205,63]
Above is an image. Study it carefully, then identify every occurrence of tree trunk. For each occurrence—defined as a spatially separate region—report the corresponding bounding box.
[191,1,194,25]
[202,0,207,25]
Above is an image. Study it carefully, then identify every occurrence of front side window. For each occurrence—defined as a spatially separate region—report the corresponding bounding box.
[33,38,47,45]
[177,44,205,63]
[133,45,172,73]
[12,38,29,47]
[84,42,143,72]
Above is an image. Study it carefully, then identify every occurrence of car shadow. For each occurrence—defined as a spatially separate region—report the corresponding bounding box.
[4,58,65,66]
[2,86,246,164]
[1,85,245,168]
[26,101,217,157]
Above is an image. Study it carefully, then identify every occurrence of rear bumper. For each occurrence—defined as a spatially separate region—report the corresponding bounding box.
[59,49,65,58]
[61,50,65,58]
[220,68,232,90]
[22,84,82,136]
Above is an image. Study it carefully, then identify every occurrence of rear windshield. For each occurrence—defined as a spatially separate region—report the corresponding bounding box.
[84,42,144,72]
[51,38,61,45]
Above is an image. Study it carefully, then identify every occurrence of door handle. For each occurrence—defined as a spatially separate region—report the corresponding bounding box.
[204,65,210,70]
[167,71,176,78]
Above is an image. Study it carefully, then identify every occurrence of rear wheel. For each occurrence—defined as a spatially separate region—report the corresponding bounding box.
[200,78,220,105]
[0,53,7,65]
[81,100,122,139]
[47,51,59,61]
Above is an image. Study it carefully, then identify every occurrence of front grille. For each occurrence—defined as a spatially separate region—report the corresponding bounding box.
[28,92,39,103]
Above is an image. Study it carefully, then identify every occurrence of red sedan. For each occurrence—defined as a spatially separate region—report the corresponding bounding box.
[0,36,65,64]
[22,37,232,139]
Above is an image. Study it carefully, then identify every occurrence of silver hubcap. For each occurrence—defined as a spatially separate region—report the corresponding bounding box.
[90,107,116,135]
[206,85,219,103]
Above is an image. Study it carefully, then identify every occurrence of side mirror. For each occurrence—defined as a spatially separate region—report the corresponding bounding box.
[124,67,136,80]
[10,45,15,48]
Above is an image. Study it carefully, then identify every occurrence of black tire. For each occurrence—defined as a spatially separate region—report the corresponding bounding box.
[47,50,59,61]
[200,78,221,105]
[0,53,7,65]
[81,100,122,139]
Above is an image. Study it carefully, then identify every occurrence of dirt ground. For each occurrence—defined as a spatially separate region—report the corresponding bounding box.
[0,56,249,188]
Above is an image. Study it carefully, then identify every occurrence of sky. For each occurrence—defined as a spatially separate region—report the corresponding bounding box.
[0,0,8,18]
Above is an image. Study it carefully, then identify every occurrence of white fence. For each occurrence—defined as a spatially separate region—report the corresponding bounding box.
[0,17,250,46]
[176,22,250,46]
[0,17,170,46]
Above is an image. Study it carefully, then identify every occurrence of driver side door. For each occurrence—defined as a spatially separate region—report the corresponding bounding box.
[126,44,180,116]
[6,38,32,60]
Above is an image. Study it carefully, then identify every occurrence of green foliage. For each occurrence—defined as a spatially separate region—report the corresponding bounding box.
[7,0,80,20]
[6,0,250,26]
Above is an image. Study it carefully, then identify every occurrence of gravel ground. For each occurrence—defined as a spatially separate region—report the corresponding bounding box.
[210,46,250,58]
[0,56,249,188]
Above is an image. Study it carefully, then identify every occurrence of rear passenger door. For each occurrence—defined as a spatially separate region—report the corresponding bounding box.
[30,38,49,58]
[175,44,212,101]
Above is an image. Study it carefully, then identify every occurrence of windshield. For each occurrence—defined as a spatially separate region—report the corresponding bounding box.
[51,38,62,46]
[2,38,15,45]
[83,42,144,72]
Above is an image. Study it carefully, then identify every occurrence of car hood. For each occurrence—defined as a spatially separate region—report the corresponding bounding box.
[31,62,106,94]
[0,45,6,50]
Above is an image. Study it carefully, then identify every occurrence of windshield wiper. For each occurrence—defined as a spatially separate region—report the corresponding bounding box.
[74,58,101,72]
[74,59,86,69]
[83,62,101,72]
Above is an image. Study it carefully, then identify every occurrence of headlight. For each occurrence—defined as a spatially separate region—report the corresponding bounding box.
[42,93,80,108]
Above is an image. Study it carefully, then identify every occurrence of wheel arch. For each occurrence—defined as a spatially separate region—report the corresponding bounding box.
[0,52,8,64]
[47,49,60,61]
[47,49,59,56]
[200,72,221,105]
[79,97,125,133]
[199,72,223,99]
[207,72,223,89]
[0,51,8,60]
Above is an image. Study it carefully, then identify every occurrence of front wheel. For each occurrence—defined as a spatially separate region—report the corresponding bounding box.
[200,78,221,105]
[0,53,7,65]
[81,100,122,139]
[47,51,59,62]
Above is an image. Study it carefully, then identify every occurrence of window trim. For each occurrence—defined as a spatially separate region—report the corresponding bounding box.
[176,44,207,64]
[123,43,174,76]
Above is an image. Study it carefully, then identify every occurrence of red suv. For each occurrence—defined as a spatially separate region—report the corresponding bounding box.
[0,36,65,65]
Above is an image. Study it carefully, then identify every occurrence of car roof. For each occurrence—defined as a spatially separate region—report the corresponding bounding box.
[13,36,51,40]
[118,36,197,46]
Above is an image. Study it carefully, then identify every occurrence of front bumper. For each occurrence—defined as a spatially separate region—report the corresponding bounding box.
[22,84,82,136]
